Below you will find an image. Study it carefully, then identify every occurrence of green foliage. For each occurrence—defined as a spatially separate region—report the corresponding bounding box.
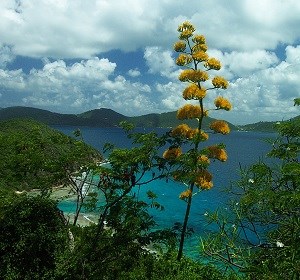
[0,195,68,280]
[118,253,241,280]
[201,106,300,278]
[54,192,175,280]
[91,126,173,242]
[0,113,246,280]
[55,227,237,280]
[0,118,102,191]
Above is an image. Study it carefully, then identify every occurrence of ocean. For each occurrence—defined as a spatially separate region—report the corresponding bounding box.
[53,126,276,259]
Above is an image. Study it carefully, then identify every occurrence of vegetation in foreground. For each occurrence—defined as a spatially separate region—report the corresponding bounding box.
[0,118,238,279]
[201,99,300,278]
[1,107,298,279]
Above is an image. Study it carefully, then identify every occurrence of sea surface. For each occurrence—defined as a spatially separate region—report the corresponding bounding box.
[53,125,276,259]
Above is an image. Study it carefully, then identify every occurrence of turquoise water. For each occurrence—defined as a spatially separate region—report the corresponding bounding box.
[54,126,276,259]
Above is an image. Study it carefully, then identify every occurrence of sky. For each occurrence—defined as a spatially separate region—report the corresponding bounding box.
[0,0,300,125]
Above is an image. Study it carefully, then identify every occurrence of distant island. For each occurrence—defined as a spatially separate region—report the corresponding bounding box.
[1,106,297,132]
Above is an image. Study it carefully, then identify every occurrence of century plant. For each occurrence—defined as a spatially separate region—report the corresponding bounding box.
[163,21,232,260]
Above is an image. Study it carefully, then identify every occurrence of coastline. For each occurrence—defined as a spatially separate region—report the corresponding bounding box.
[28,185,99,226]
[50,186,100,226]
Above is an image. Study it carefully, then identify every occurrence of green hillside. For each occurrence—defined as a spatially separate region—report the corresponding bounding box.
[0,106,80,125]
[0,106,128,126]
[237,121,277,132]
[0,118,102,191]
[78,108,129,126]
[237,115,300,132]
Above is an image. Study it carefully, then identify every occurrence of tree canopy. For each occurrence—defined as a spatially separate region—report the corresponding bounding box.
[0,118,102,191]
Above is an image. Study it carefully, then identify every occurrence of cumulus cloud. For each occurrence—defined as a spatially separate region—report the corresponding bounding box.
[285,45,300,63]
[0,0,300,124]
[0,68,25,89]
[0,0,173,58]
[218,47,300,124]
[150,45,300,124]
[1,0,300,59]
[127,68,141,77]
[156,82,186,111]
[0,44,16,68]
[222,50,279,78]
[0,56,158,115]
[144,46,180,79]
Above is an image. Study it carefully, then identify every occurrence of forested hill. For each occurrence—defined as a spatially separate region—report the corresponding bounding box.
[129,111,238,130]
[0,118,102,191]
[237,115,300,132]
[0,106,238,130]
[0,106,127,127]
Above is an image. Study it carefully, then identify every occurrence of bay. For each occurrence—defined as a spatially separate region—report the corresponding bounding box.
[52,125,276,258]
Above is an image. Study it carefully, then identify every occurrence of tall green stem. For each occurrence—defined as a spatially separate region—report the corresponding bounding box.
[177,182,195,260]
[177,97,203,261]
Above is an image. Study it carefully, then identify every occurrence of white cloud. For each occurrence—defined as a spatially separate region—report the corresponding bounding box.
[0,0,300,124]
[194,0,300,51]
[0,44,16,68]
[156,81,186,111]
[0,68,25,89]
[219,48,300,124]
[285,45,300,63]
[223,50,279,78]
[0,56,158,115]
[127,68,141,77]
[1,0,299,59]
[144,46,179,79]
[149,44,300,124]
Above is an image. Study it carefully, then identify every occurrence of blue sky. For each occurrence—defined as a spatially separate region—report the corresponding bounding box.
[0,0,300,124]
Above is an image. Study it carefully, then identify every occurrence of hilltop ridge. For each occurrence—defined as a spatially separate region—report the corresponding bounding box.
[0,106,238,130]
[2,105,296,131]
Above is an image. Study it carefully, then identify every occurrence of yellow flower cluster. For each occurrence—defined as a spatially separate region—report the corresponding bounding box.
[192,44,208,52]
[177,104,208,120]
[207,145,228,162]
[186,128,199,139]
[174,41,186,52]
[179,189,192,200]
[205,58,221,70]
[212,76,229,89]
[172,125,188,139]
[163,147,182,160]
[198,155,210,164]
[171,124,208,141]
[179,69,209,83]
[176,54,192,66]
[177,21,195,33]
[192,51,209,62]
[192,35,206,44]
[178,22,195,40]
[209,120,230,134]
[214,96,232,111]
[197,130,209,141]
[171,124,190,137]
[194,169,213,190]
[182,84,206,100]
